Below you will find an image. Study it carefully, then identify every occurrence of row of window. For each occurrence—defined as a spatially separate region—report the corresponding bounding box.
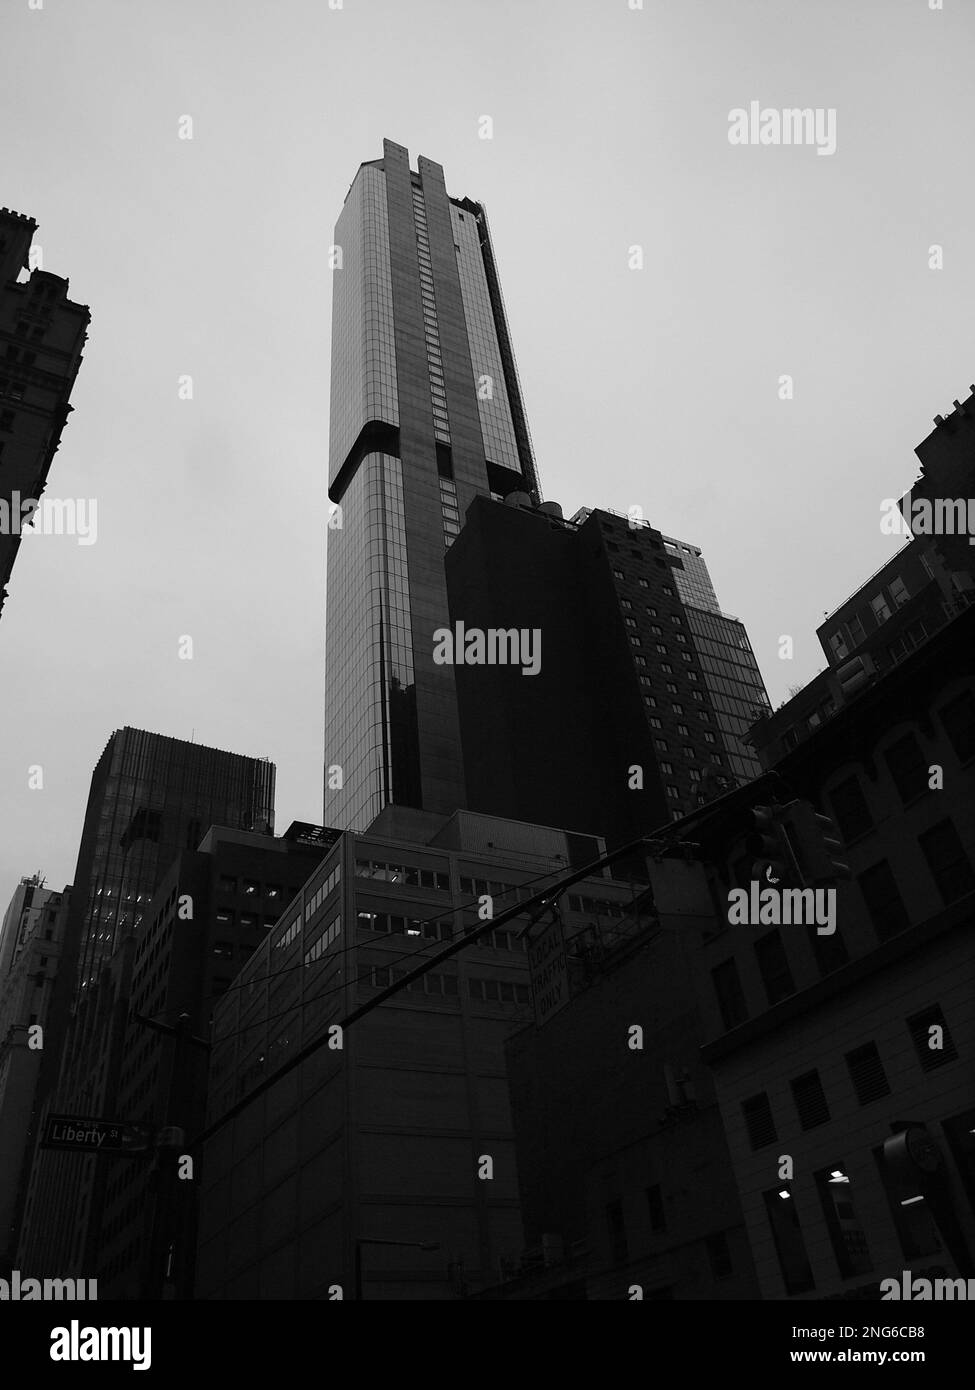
[827,576,912,658]
[458,874,525,901]
[566,893,630,919]
[761,1100,975,1295]
[858,820,975,933]
[368,965,458,996]
[741,1006,957,1151]
[305,862,341,923]
[469,977,531,1004]
[460,919,527,951]
[218,875,283,900]
[359,967,529,1004]
[613,568,676,599]
[357,909,451,941]
[215,910,276,930]
[828,696,974,842]
[356,859,450,891]
[305,917,341,966]
[713,820,974,1027]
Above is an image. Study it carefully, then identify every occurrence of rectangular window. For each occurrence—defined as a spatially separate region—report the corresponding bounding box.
[810,926,849,977]
[742,1093,777,1150]
[856,860,910,940]
[845,1042,891,1106]
[938,690,975,763]
[829,630,849,661]
[906,1004,958,1072]
[870,592,892,624]
[889,575,910,607]
[918,819,975,904]
[814,1165,873,1277]
[762,1189,816,1294]
[754,930,796,1006]
[828,775,873,842]
[713,959,748,1031]
[883,733,929,804]
[791,1070,830,1130]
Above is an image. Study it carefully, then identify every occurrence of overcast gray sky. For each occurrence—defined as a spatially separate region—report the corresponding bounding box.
[1,0,972,908]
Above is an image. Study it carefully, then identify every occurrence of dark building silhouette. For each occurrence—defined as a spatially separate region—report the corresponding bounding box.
[325,140,540,831]
[197,809,619,1299]
[487,853,759,1300]
[97,822,334,1299]
[16,729,275,1280]
[444,495,770,850]
[907,386,975,584]
[0,878,70,1268]
[717,410,975,1296]
[0,208,89,621]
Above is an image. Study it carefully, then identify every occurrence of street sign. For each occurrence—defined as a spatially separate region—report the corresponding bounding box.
[40,1114,154,1154]
[527,917,570,1027]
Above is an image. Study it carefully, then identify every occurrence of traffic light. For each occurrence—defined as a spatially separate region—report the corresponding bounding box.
[784,801,852,884]
[744,804,799,885]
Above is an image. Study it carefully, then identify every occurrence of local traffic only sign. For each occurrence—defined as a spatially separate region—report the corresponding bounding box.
[41,1115,154,1154]
[527,918,570,1027]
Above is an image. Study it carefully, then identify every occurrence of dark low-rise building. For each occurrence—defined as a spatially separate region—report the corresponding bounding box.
[197,808,625,1300]
[693,602,975,1299]
[488,852,759,1300]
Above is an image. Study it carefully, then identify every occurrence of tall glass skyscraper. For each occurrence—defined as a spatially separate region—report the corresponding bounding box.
[72,728,276,990]
[17,728,275,1274]
[325,140,540,829]
[664,535,770,782]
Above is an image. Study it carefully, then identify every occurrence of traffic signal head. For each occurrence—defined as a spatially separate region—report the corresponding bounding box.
[744,804,798,885]
[783,801,852,884]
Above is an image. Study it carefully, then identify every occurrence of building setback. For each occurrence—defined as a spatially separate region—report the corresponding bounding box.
[444,495,770,851]
[0,209,89,621]
[750,391,974,769]
[325,140,540,831]
[197,808,619,1299]
[16,729,276,1281]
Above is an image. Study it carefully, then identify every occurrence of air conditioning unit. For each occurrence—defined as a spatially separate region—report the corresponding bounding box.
[836,652,875,700]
